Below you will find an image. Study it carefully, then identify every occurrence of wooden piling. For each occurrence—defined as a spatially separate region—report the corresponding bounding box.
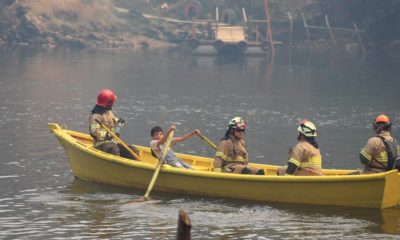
[255,23,259,42]
[353,22,366,54]
[215,7,219,40]
[288,12,293,70]
[301,12,311,45]
[325,14,337,47]
[191,21,195,39]
[263,0,275,56]
[242,8,247,23]
[288,12,293,48]
[177,209,191,240]
[242,8,248,37]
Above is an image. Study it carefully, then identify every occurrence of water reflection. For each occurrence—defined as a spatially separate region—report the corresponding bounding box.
[271,203,400,235]
[60,179,400,238]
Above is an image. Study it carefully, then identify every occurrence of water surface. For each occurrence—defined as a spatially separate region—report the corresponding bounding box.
[0,47,399,239]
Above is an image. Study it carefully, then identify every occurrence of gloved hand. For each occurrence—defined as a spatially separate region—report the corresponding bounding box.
[115,118,125,136]
[106,132,114,139]
[116,118,125,126]
[115,126,121,137]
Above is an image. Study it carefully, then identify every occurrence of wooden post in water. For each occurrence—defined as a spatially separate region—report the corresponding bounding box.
[288,12,293,48]
[301,12,311,45]
[255,23,259,42]
[242,8,247,23]
[191,21,195,39]
[215,7,219,40]
[177,209,191,240]
[242,8,248,38]
[353,22,366,54]
[325,14,337,47]
[288,12,293,71]
[263,0,275,56]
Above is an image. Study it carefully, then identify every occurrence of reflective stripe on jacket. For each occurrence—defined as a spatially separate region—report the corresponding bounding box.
[215,137,248,163]
[288,141,322,170]
[359,131,396,170]
[89,110,117,148]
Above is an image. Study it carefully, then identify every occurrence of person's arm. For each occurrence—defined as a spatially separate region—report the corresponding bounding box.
[157,125,176,147]
[285,162,298,175]
[214,140,228,172]
[213,157,223,172]
[359,138,377,166]
[285,145,303,175]
[89,115,109,140]
[173,129,201,143]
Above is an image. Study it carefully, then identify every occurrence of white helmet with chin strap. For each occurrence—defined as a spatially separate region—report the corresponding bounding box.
[297,119,317,137]
[228,116,246,130]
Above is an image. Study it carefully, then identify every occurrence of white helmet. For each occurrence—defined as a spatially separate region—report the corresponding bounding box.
[228,116,246,129]
[297,119,317,137]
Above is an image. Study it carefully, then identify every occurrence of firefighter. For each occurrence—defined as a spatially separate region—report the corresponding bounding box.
[89,89,137,159]
[213,117,265,175]
[360,114,400,173]
[277,119,323,176]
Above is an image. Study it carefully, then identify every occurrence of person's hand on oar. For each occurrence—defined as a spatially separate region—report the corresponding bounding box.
[95,119,142,161]
[196,132,217,150]
[133,128,175,202]
[150,126,198,170]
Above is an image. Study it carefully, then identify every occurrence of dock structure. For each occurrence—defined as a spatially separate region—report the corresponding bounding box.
[141,1,277,56]
[186,1,275,56]
[301,12,366,54]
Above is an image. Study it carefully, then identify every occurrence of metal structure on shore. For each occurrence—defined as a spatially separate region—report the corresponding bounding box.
[186,0,276,56]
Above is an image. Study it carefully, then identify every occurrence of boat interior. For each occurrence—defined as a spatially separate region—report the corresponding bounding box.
[57,124,355,177]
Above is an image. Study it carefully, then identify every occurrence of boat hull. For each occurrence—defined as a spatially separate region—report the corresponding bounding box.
[49,123,400,209]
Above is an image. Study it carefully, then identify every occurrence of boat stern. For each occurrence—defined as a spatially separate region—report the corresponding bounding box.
[381,170,400,209]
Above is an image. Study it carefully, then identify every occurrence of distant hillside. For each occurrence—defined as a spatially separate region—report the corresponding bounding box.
[0,0,178,49]
[1,0,399,53]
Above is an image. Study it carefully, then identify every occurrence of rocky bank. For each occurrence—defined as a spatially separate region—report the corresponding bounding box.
[1,0,400,54]
[0,0,195,50]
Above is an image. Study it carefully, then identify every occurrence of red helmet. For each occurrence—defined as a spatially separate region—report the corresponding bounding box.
[373,114,391,132]
[96,89,117,108]
[375,114,390,124]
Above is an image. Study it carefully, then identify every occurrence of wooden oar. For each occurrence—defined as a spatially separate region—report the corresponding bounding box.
[95,119,142,161]
[139,129,175,202]
[196,132,217,150]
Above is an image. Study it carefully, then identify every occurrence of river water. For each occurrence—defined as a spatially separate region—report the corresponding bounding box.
[0,47,399,239]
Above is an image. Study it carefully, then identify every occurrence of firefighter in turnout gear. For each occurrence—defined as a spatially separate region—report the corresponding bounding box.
[360,114,400,173]
[213,117,265,175]
[278,119,323,176]
[89,89,138,159]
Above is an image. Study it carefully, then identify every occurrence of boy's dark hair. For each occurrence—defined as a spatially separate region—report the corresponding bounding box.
[150,126,163,137]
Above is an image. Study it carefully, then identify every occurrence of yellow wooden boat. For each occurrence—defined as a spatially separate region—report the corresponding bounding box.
[48,123,400,209]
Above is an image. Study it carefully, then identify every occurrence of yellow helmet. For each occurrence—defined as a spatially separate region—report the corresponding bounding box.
[297,119,317,137]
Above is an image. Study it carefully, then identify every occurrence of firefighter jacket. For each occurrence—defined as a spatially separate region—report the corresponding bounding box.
[288,140,322,175]
[214,136,249,171]
[360,131,400,172]
[89,106,117,148]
